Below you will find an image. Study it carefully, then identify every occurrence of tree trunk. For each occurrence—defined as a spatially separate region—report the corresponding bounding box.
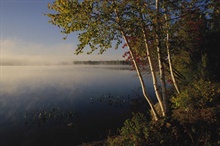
[164,8,180,94]
[155,0,167,116]
[114,8,159,121]
[123,34,159,121]
[142,28,165,117]
[139,7,165,117]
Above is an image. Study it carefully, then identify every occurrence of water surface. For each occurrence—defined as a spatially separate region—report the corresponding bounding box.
[0,65,154,145]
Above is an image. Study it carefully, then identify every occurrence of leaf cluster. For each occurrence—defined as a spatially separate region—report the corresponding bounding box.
[47,0,123,54]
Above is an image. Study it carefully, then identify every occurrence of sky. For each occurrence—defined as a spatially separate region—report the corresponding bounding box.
[0,0,126,65]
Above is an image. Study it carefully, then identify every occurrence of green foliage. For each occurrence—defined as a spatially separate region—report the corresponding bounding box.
[170,79,220,145]
[47,0,123,55]
[170,7,208,85]
[171,79,220,123]
[171,79,220,112]
[107,112,149,146]
[108,79,220,145]
[46,1,220,144]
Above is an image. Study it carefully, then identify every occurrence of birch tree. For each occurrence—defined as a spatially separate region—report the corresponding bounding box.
[163,7,180,94]
[47,0,161,120]
[155,0,167,115]
[46,0,191,119]
[113,3,159,121]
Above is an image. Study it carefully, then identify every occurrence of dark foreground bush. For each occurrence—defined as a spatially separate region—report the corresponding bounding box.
[107,79,220,146]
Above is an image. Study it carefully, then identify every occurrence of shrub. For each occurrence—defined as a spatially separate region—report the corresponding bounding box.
[171,79,220,145]
[107,112,149,146]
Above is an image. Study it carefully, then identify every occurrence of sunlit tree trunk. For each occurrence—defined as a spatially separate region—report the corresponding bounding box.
[123,35,159,121]
[164,7,180,94]
[142,30,165,117]
[114,8,159,121]
[138,15,165,117]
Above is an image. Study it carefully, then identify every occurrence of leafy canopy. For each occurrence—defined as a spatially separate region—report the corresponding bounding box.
[47,0,126,55]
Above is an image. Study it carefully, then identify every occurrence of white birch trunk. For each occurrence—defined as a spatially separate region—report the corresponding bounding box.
[114,8,159,121]
[142,28,165,117]
[156,0,167,116]
[138,4,165,117]
[164,9,180,94]
[123,35,159,121]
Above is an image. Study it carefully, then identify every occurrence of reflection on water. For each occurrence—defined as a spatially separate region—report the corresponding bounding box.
[0,65,154,145]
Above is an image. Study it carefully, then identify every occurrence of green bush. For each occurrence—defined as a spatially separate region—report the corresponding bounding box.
[107,112,149,146]
[170,79,220,145]
[107,79,220,146]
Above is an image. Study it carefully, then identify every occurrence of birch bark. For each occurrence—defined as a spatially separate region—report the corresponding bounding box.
[114,8,159,121]
[155,0,167,116]
[164,10,180,94]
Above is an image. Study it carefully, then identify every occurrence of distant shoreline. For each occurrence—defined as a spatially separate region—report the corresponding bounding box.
[72,60,130,65]
[0,60,130,66]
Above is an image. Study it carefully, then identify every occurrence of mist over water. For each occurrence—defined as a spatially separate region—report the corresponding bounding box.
[0,65,155,145]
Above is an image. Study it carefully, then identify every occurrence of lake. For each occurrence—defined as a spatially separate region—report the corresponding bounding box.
[0,65,155,146]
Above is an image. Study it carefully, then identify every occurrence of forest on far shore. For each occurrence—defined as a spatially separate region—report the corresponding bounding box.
[72,60,130,65]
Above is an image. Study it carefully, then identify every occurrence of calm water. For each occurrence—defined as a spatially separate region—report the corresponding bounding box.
[0,65,155,146]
